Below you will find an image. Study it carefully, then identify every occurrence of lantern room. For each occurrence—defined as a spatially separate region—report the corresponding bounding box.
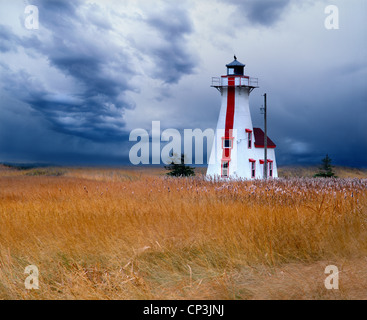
[226,57,245,76]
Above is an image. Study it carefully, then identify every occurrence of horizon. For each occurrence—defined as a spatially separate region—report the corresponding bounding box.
[2,160,366,170]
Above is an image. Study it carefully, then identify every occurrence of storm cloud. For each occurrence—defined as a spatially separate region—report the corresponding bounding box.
[0,0,366,167]
[224,0,291,26]
[0,0,197,142]
[0,24,21,52]
[143,4,196,83]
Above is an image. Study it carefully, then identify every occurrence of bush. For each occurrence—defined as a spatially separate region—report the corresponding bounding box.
[165,154,195,177]
[314,154,337,178]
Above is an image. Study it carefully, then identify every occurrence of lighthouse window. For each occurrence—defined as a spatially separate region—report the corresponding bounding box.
[248,132,252,149]
[221,161,229,177]
[223,139,232,149]
[269,162,273,177]
[251,161,256,178]
[228,68,234,75]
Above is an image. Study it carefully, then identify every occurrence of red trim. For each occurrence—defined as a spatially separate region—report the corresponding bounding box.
[249,159,256,162]
[245,129,252,133]
[260,159,273,164]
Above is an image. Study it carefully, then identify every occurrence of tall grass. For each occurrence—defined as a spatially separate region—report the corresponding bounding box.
[0,166,366,299]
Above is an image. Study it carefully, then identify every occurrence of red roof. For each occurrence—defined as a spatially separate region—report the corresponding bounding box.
[253,128,276,149]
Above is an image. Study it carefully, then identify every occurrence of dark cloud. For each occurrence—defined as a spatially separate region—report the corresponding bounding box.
[143,5,196,83]
[0,63,132,142]
[0,98,131,165]
[0,0,198,145]
[0,25,21,52]
[33,0,82,29]
[248,63,367,168]
[0,0,136,142]
[224,0,291,26]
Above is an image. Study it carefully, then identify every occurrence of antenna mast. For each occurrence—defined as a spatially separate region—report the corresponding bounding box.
[263,94,268,180]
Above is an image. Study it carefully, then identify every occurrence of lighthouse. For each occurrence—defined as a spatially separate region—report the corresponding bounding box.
[207,57,278,179]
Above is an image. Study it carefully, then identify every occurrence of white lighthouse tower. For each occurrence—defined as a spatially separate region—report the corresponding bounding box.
[207,57,278,180]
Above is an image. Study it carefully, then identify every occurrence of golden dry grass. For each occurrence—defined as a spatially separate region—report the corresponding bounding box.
[0,165,366,300]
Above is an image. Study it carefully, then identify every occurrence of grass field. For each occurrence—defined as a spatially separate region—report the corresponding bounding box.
[0,164,366,300]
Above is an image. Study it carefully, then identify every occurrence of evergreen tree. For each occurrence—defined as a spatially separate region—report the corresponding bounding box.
[165,153,195,177]
[314,154,337,178]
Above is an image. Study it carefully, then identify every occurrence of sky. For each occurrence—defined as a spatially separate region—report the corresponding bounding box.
[0,0,366,167]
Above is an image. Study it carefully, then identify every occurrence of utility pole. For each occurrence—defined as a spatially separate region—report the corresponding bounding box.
[263,94,268,180]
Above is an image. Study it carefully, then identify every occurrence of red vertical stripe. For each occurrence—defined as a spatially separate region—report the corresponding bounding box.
[223,77,235,160]
[225,77,235,138]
